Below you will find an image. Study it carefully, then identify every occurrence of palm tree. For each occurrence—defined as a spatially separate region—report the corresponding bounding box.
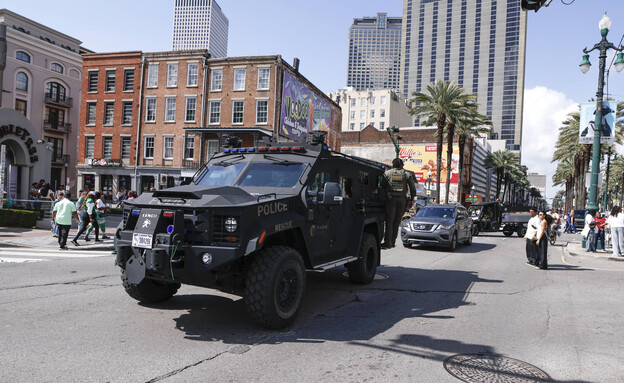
[485,150,516,202]
[553,157,575,211]
[454,112,491,204]
[409,80,471,203]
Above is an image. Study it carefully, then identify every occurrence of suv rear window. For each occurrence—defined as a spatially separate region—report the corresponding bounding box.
[414,207,456,218]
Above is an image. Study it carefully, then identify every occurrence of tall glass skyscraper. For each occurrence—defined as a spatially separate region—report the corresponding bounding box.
[400,0,527,152]
[172,0,229,58]
[347,13,402,91]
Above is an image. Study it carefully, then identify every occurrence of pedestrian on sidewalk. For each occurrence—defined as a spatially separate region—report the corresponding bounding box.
[607,206,624,257]
[85,192,110,240]
[595,212,607,250]
[524,207,540,266]
[582,210,598,252]
[51,191,79,250]
[71,191,101,246]
[50,193,62,237]
[535,211,549,270]
[565,210,578,233]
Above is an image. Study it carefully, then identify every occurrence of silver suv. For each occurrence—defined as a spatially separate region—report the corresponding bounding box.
[400,204,473,251]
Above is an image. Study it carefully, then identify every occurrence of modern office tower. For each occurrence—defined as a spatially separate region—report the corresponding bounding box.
[347,13,402,91]
[400,0,527,152]
[172,0,229,58]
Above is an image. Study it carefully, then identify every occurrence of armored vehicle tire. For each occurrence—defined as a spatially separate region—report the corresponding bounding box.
[502,227,514,237]
[403,242,412,248]
[517,226,527,237]
[448,233,458,251]
[244,246,306,330]
[120,269,181,303]
[472,225,480,236]
[347,233,379,285]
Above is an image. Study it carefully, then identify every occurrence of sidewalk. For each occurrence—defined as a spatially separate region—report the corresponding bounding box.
[560,232,624,262]
[0,215,121,251]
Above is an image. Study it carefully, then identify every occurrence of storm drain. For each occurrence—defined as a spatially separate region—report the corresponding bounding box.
[444,354,551,382]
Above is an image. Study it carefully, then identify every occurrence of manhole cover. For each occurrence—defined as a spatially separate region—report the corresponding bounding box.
[343,272,388,280]
[444,354,551,383]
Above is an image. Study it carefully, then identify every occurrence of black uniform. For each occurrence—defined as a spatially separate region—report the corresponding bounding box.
[382,167,417,247]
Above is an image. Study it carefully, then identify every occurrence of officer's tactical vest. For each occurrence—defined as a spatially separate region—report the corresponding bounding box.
[386,168,406,194]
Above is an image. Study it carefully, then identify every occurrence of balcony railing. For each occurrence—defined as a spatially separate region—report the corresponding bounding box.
[43,121,71,134]
[52,154,70,165]
[182,159,199,169]
[44,94,73,108]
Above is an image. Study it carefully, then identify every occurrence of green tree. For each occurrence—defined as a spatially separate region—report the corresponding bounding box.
[485,150,516,202]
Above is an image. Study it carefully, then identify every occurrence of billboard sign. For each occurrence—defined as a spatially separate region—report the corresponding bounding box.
[399,144,459,183]
[579,101,617,145]
[280,71,332,142]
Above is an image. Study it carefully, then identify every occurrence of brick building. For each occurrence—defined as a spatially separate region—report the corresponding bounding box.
[76,52,340,195]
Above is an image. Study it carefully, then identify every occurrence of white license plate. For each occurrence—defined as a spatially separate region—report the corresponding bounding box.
[132,233,153,249]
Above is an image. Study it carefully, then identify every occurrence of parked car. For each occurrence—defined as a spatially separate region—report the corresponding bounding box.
[468,202,503,236]
[400,204,473,251]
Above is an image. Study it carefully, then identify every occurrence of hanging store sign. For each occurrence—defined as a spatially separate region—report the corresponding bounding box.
[89,158,122,167]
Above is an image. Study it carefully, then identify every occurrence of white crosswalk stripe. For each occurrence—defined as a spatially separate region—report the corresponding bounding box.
[0,248,113,258]
[0,257,47,263]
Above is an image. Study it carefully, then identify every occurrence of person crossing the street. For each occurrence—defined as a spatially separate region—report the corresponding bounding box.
[51,191,79,250]
[71,191,101,246]
[381,158,417,249]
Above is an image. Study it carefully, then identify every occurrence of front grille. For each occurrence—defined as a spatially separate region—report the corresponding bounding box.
[410,223,435,231]
[212,215,241,246]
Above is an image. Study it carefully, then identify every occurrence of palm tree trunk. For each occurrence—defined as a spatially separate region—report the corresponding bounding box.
[445,123,455,204]
[435,115,445,204]
[496,169,503,199]
[502,173,509,204]
[457,136,466,204]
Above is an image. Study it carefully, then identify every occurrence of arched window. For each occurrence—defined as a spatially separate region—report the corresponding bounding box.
[16,72,28,92]
[16,51,31,63]
[45,82,66,101]
[50,63,64,74]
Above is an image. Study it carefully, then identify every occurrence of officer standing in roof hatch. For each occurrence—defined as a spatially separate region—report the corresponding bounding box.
[382,157,417,249]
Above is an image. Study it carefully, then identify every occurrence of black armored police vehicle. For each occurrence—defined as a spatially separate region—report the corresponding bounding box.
[115,133,387,329]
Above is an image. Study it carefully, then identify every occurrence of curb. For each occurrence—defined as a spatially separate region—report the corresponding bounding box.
[565,242,624,262]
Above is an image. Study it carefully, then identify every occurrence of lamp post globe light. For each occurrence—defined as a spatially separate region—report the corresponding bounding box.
[579,13,624,211]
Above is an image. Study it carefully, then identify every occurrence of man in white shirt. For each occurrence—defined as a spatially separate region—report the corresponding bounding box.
[524,207,540,266]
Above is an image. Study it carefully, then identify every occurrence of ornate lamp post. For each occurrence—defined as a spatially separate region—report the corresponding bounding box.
[579,13,624,211]
[386,126,401,159]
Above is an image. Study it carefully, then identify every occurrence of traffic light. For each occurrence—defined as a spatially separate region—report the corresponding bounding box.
[521,0,548,12]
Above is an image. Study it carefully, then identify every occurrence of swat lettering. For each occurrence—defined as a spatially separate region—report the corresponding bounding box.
[258,202,289,216]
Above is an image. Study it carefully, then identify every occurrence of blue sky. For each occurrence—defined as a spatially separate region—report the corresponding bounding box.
[4,0,624,199]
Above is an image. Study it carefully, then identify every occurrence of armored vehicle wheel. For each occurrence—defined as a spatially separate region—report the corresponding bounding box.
[517,226,527,237]
[120,269,180,303]
[403,242,412,248]
[347,233,379,285]
[472,225,480,236]
[502,227,514,237]
[244,246,306,329]
[448,233,458,251]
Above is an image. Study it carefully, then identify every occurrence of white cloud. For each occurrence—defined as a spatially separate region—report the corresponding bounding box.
[521,86,578,201]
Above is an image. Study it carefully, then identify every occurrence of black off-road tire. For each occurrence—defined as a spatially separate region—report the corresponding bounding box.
[464,231,473,245]
[244,246,306,329]
[120,269,180,303]
[502,226,514,237]
[347,233,379,285]
[448,233,458,251]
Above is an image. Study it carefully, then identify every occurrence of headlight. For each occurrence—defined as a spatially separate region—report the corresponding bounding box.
[225,217,238,232]
[438,224,454,230]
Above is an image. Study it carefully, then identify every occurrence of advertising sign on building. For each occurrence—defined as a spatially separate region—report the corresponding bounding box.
[280,71,332,142]
[399,145,460,183]
[579,101,617,145]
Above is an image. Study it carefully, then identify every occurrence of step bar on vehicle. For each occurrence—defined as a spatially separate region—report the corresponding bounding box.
[314,256,358,271]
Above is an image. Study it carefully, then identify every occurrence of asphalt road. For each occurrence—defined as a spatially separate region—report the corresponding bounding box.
[1,232,623,383]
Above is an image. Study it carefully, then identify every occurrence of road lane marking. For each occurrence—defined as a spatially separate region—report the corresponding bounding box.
[0,250,112,258]
[0,257,46,263]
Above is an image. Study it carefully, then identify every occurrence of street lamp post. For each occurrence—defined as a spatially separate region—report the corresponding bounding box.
[579,13,624,211]
[386,126,401,159]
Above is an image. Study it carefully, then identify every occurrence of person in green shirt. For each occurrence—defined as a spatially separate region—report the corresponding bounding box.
[52,191,79,250]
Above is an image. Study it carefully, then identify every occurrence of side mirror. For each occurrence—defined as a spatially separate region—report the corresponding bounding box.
[322,182,343,205]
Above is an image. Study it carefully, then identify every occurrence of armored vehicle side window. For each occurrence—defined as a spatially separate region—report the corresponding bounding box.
[309,172,330,193]
[196,162,247,186]
[358,171,369,185]
[237,162,307,188]
[340,177,353,198]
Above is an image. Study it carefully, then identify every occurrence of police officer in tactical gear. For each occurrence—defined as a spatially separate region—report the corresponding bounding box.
[382,158,417,249]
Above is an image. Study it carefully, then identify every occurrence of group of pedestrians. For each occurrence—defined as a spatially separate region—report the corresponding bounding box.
[583,207,624,256]
[524,207,549,270]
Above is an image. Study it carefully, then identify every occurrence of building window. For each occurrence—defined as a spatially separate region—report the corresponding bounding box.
[103,137,113,159]
[360,110,365,119]
[50,63,64,74]
[380,109,386,117]
[124,69,134,91]
[122,101,133,125]
[257,67,270,90]
[16,51,31,63]
[45,82,66,102]
[167,63,178,87]
[370,109,375,118]
[370,122,375,128]
[349,123,355,130]
[184,135,194,159]
[185,97,196,122]
[45,107,65,127]
[370,96,376,105]
[206,139,219,159]
[15,99,27,116]
[256,99,268,124]
[104,102,114,125]
[209,101,221,124]
[86,103,96,124]
[233,68,246,91]
[147,64,158,87]
[163,136,174,159]
[350,98,356,107]
[86,137,95,158]
[350,111,355,120]
[381,95,387,105]
[47,137,63,162]
[144,136,154,158]
[165,97,176,122]
[187,63,198,86]
[232,100,244,124]
[360,98,366,107]
[87,71,98,92]
[145,98,156,122]
[211,68,222,91]
[106,70,116,92]
[121,137,131,160]
[16,72,28,91]
[360,122,365,129]
[380,121,385,130]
